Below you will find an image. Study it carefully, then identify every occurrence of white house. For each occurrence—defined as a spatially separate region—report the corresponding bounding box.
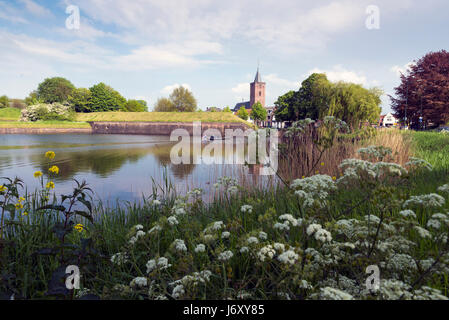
[379,113,398,127]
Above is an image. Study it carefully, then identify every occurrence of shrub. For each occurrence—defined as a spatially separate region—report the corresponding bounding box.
[20,103,75,122]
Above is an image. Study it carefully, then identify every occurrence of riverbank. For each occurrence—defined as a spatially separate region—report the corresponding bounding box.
[0,120,250,135]
[1,130,448,300]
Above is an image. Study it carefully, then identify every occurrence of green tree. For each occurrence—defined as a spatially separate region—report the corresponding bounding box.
[125,99,148,112]
[37,77,75,103]
[237,107,249,120]
[169,87,197,112]
[274,90,297,122]
[223,106,232,113]
[68,88,92,113]
[0,95,9,108]
[251,102,267,123]
[328,83,382,129]
[25,91,43,106]
[154,97,176,112]
[274,73,382,129]
[89,83,127,112]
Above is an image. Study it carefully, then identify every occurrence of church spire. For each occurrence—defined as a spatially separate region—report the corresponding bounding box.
[254,66,262,83]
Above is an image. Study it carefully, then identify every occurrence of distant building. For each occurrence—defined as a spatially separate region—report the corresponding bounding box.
[379,113,398,127]
[233,67,266,112]
[233,67,284,128]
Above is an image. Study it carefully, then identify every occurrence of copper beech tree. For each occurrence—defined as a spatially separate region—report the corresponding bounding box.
[390,50,449,128]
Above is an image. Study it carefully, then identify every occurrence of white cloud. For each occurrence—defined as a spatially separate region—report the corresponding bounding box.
[71,0,417,53]
[391,62,415,77]
[161,83,192,95]
[307,65,370,86]
[18,0,52,17]
[0,2,28,23]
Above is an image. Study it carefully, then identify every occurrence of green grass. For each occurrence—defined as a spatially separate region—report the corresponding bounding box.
[0,121,91,129]
[75,112,249,124]
[408,131,449,169]
[1,130,449,300]
[0,107,21,121]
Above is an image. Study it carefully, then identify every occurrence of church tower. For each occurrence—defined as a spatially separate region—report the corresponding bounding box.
[250,67,266,108]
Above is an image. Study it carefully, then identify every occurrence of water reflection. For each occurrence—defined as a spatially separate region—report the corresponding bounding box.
[0,134,267,204]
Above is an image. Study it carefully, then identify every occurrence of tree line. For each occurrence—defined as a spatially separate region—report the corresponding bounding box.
[274,73,383,129]
[22,77,148,113]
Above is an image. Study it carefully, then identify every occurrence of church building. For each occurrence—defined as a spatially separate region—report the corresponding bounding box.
[233,67,266,112]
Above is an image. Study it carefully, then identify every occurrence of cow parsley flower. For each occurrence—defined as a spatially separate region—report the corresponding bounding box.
[240,246,249,253]
[320,287,353,300]
[172,285,185,299]
[173,239,187,252]
[111,252,128,266]
[437,183,449,194]
[241,205,253,213]
[168,216,179,226]
[221,231,231,239]
[273,243,285,252]
[414,226,432,239]
[218,250,234,262]
[258,245,276,262]
[277,250,299,265]
[403,194,446,209]
[314,229,332,243]
[247,236,259,245]
[405,157,433,171]
[258,231,267,240]
[130,277,148,288]
[291,175,336,208]
[306,224,322,236]
[399,210,416,219]
[427,219,441,229]
[194,244,206,253]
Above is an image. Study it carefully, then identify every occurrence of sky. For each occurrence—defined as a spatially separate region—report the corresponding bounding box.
[0,0,448,113]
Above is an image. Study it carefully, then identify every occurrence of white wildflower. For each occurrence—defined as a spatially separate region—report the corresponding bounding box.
[399,210,416,219]
[241,205,253,214]
[218,250,234,262]
[221,231,231,239]
[194,244,206,253]
[247,236,259,245]
[277,250,299,265]
[173,239,187,252]
[130,277,147,288]
[258,231,267,240]
[167,216,179,226]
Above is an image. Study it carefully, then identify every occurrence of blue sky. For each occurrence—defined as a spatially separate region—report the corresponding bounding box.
[0,0,448,113]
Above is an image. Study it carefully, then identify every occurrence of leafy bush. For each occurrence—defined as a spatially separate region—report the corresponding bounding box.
[20,103,75,122]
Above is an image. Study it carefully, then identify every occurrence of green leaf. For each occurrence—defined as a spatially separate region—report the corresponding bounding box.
[74,210,93,223]
[37,205,66,212]
[77,197,92,213]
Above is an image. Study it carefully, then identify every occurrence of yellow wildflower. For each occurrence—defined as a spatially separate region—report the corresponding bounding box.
[0,185,6,192]
[48,166,59,175]
[34,171,43,178]
[74,224,84,233]
[19,197,25,202]
[321,162,325,166]
[332,176,337,181]
[15,203,24,210]
[46,181,55,189]
[45,151,56,160]
[22,212,28,216]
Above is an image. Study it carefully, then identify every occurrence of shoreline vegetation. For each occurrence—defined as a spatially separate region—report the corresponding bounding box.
[1,119,449,300]
[0,111,251,131]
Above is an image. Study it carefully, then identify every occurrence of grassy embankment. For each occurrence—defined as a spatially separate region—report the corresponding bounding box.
[0,111,249,129]
[1,128,449,300]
